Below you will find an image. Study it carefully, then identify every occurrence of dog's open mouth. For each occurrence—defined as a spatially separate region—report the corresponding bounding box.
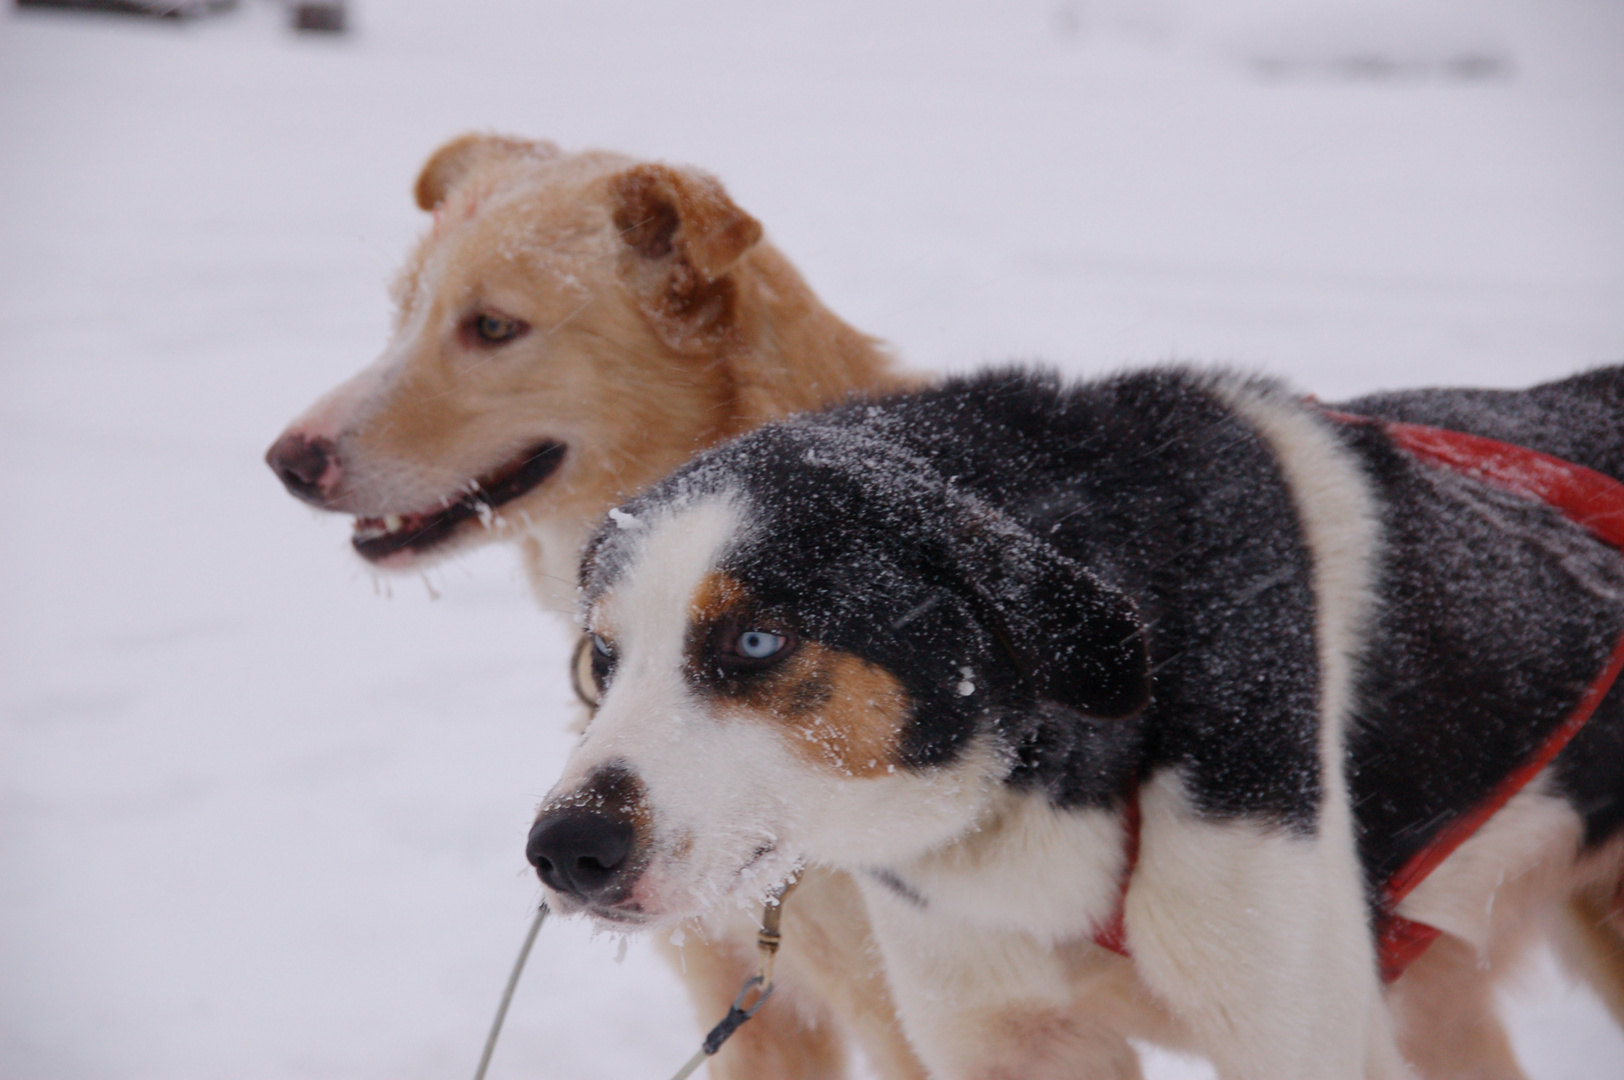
[584,904,649,927]
[351,440,567,562]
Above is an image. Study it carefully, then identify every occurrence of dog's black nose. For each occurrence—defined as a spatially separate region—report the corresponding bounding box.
[266,432,337,506]
[527,810,635,900]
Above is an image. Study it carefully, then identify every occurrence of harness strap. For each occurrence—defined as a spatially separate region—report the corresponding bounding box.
[1091,412,1624,984]
[1089,790,1139,956]
[1352,414,1624,981]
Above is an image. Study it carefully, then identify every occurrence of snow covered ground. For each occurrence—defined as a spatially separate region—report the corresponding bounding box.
[2,1,1621,1077]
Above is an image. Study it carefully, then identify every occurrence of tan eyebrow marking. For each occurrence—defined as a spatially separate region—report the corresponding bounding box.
[779,647,912,778]
[688,571,913,777]
[724,641,912,779]
[689,570,746,625]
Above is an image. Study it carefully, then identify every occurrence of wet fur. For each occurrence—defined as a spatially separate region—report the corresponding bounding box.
[552,365,1624,1079]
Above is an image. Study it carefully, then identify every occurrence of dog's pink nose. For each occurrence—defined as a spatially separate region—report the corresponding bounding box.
[266,432,339,507]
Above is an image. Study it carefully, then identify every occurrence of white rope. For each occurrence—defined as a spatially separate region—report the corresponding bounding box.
[667,1047,710,1080]
[472,903,549,1080]
[473,876,799,1080]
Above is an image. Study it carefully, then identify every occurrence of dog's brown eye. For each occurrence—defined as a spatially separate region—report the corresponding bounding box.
[477,314,518,342]
[463,311,528,347]
[587,633,616,698]
[571,635,607,708]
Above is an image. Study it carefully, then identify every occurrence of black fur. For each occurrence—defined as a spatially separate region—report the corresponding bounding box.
[585,365,1624,904]
[1338,365,1624,484]
[1338,365,1624,855]
[588,368,1325,824]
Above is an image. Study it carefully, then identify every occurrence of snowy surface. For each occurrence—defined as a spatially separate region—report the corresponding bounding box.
[2,1,1622,1077]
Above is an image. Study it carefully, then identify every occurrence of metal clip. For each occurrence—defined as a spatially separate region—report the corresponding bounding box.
[701,974,776,1057]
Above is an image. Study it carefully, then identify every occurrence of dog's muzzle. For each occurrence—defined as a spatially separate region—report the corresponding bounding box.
[526,810,635,902]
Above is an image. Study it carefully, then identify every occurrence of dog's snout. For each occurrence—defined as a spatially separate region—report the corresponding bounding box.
[265,432,339,506]
[527,810,635,899]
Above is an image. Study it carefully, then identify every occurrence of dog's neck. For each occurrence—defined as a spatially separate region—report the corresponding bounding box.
[720,242,908,433]
[863,788,1132,942]
[519,521,593,616]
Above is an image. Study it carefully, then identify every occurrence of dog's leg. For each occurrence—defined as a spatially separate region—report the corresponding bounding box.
[777,868,930,1080]
[1554,882,1624,1032]
[1184,389,1406,1078]
[1126,772,1411,1080]
[1386,932,1526,1080]
[862,887,1143,1080]
[659,926,849,1080]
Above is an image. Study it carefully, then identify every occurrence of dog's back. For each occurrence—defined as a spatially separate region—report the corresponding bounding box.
[1338,363,1624,483]
[685,366,1624,887]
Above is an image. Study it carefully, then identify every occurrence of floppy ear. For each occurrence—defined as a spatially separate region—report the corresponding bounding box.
[940,509,1150,721]
[413,133,560,211]
[607,162,763,350]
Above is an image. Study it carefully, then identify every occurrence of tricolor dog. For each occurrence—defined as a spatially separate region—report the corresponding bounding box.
[532,366,1624,1078]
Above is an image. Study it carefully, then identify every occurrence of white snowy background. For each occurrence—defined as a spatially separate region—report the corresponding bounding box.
[2,1,1622,1077]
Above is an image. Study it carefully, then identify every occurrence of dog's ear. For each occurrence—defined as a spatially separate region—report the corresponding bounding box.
[608,163,763,350]
[414,133,560,211]
[609,163,762,279]
[940,512,1150,721]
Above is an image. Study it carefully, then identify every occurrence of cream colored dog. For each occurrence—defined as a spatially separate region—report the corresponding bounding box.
[266,134,924,1080]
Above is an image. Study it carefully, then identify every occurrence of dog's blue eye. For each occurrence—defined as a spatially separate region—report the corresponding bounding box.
[737,631,785,659]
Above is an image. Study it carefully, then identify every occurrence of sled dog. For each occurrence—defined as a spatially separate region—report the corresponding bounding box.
[534,365,1624,1079]
[265,134,923,1080]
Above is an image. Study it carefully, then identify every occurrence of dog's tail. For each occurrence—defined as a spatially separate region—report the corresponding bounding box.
[1334,362,1624,485]
[1553,881,1624,1031]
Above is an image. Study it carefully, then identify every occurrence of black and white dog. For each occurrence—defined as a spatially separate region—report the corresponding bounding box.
[530,366,1624,1078]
